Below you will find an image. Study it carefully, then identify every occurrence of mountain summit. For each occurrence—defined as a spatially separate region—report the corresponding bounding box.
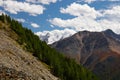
[52,30,120,80]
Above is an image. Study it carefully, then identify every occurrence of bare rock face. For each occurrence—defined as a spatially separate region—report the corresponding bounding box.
[52,30,120,80]
[0,28,58,80]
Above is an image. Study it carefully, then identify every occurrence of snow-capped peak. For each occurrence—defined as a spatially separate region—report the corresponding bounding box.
[35,29,76,44]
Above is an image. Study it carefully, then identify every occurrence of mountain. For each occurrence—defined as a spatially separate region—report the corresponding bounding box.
[0,14,99,80]
[52,30,120,80]
[35,29,76,44]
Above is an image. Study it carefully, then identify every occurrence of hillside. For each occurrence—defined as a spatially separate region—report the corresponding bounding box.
[52,30,120,80]
[0,14,99,80]
[0,19,58,80]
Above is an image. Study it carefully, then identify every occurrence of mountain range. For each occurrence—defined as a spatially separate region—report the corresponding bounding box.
[51,29,120,80]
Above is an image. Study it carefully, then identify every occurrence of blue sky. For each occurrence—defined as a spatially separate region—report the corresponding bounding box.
[0,0,119,32]
[0,0,120,44]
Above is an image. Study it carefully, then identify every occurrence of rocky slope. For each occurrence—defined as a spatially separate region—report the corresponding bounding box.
[52,30,120,80]
[0,22,58,80]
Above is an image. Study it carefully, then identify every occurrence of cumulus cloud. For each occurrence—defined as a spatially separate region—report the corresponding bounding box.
[102,6,120,21]
[49,2,120,34]
[16,18,25,23]
[35,28,76,44]
[77,0,120,3]
[0,0,45,16]
[49,17,102,31]
[84,0,95,3]
[60,3,101,18]
[50,24,54,28]
[76,0,95,3]
[31,23,40,28]
[26,0,57,5]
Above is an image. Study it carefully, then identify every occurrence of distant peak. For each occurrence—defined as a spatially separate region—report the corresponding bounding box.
[103,29,115,34]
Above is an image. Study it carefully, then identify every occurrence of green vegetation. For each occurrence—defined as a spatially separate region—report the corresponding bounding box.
[0,14,99,80]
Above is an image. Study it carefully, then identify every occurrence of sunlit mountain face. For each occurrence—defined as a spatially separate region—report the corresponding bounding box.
[0,0,120,44]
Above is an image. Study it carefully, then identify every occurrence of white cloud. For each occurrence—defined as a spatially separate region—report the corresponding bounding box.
[16,18,25,23]
[76,0,95,3]
[35,28,76,44]
[60,3,101,18]
[84,0,95,3]
[50,3,120,34]
[31,23,40,28]
[26,0,57,5]
[77,0,120,3]
[103,6,120,15]
[0,0,45,16]
[49,17,102,31]
[102,6,120,21]
[50,24,54,28]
